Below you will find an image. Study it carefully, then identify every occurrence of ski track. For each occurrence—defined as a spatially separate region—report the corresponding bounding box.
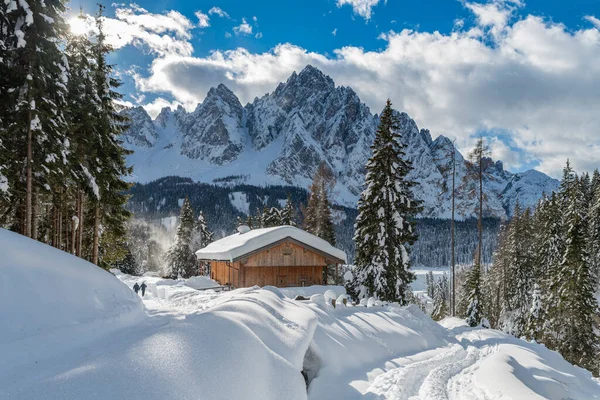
[366,329,500,400]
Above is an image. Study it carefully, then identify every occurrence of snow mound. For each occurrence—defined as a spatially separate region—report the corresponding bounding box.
[0,229,144,372]
[185,275,220,289]
[279,285,346,299]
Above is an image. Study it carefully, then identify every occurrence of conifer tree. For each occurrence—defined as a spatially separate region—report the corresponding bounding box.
[525,283,545,342]
[193,211,213,275]
[89,5,132,265]
[352,99,422,303]
[303,162,336,245]
[544,161,598,370]
[465,262,484,327]
[431,278,448,321]
[165,198,197,279]
[279,193,297,226]
[1,0,70,237]
[588,170,600,285]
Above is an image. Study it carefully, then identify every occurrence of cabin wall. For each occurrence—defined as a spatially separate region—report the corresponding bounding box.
[240,241,328,287]
[243,241,327,267]
[207,239,341,288]
[210,261,240,287]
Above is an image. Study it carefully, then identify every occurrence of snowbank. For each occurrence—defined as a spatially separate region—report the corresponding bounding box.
[185,275,221,289]
[279,285,346,299]
[3,262,600,400]
[0,229,144,373]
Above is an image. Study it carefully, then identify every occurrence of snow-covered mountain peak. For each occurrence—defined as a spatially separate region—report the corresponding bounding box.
[122,65,559,218]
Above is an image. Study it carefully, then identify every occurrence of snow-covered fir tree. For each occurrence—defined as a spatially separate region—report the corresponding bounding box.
[279,194,297,226]
[1,0,70,238]
[525,283,545,342]
[303,162,336,245]
[464,262,484,327]
[431,278,448,321]
[165,198,197,279]
[352,99,422,303]
[192,211,213,275]
[548,162,598,371]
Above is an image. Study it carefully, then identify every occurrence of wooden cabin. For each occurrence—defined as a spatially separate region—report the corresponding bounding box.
[195,225,347,289]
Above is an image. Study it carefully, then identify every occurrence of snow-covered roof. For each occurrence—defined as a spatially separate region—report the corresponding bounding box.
[195,225,347,263]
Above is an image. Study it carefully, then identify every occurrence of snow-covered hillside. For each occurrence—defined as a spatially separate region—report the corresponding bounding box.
[122,65,559,218]
[2,230,599,400]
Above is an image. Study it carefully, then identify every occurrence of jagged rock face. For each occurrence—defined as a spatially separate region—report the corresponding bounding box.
[121,65,559,219]
[246,66,377,191]
[123,106,158,148]
[178,84,245,165]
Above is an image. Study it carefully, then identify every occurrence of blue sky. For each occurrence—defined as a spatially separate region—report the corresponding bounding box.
[68,0,600,177]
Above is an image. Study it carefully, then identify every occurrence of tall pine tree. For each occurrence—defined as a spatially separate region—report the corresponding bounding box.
[352,99,422,303]
[165,198,197,279]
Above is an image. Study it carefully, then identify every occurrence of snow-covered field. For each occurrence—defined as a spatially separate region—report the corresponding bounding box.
[2,228,600,399]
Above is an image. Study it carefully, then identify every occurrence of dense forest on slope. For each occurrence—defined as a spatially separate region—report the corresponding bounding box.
[126,177,500,266]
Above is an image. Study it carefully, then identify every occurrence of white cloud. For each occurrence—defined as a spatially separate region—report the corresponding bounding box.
[142,97,185,119]
[255,32,263,39]
[208,7,229,19]
[337,0,382,21]
[225,32,232,38]
[195,11,210,28]
[585,15,600,29]
[233,18,253,35]
[100,5,195,56]
[332,28,337,36]
[253,16,258,23]
[130,4,600,177]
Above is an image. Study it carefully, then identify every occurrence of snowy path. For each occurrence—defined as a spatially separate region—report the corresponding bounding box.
[3,266,600,400]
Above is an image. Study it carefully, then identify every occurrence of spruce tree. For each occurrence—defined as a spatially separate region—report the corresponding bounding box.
[548,161,598,370]
[431,278,448,321]
[588,170,600,286]
[280,194,297,226]
[1,0,70,237]
[165,198,197,279]
[303,162,336,244]
[89,6,132,265]
[193,210,213,275]
[465,262,484,327]
[352,99,422,303]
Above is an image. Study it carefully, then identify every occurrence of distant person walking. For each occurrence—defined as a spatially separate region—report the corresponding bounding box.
[140,282,147,297]
[133,282,140,294]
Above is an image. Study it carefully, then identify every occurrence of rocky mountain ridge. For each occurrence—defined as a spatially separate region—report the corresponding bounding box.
[122,65,559,219]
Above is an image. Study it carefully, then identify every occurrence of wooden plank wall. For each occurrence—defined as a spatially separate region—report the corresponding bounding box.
[208,240,337,288]
[210,261,239,287]
[241,241,328,287]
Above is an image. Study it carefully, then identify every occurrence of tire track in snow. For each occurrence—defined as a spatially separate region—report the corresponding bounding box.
[417,347,482,400]
[366,344,467,400]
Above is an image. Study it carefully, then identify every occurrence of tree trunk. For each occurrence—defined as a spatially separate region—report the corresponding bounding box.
[92,204,100,265]
[77,190,84,257]
[31,186,38,240]
[71,193,78,254]
[25,109,33,238]
[451,145,456,316]
[478,154,483,267]
[57,188,63,249]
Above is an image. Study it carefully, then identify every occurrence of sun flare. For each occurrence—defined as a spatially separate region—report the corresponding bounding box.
[68,16,89,35]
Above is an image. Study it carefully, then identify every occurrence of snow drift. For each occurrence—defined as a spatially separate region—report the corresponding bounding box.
[2,250,600,399]
[0,229,144,373]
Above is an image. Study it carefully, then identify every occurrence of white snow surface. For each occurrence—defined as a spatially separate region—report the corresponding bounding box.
[1,234,599,399]
[0,229,144,374]
[195,225,348,263]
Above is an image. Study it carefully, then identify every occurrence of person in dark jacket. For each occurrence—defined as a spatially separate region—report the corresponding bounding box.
[140,282,147,297]
[133,282,140,294]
